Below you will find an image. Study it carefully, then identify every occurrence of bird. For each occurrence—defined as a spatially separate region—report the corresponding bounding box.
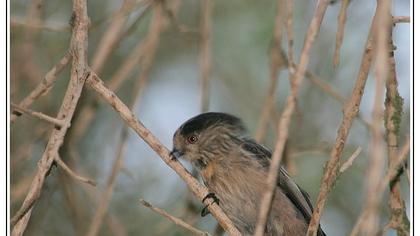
[170,112,326,236]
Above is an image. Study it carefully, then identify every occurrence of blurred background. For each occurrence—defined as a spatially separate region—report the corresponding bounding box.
[10,0,410,235]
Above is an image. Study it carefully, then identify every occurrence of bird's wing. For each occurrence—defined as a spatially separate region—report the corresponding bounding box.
[240,139,314,222]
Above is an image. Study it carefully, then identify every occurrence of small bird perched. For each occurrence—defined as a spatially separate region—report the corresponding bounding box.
[171,112,326,236]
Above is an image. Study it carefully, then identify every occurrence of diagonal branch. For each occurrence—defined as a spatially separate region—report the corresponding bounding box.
[254,0,331,235]
[139,199,211,236]
[85,72,241,235]
[305,5,382,235]
[55,155,97,186]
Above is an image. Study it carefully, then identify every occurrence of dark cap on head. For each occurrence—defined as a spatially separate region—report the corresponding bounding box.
[178,112,247,136]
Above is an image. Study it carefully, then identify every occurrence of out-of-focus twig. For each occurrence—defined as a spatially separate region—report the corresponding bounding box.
[11,1,89,234]
[70,1,162,143]
[11,52,72,124]
[86,72,241,235]
[350,135,410,236]
[254,0,331,235]
[139,199,211,236]
[86,129,129,236]
[339,147,362,173]
[91,0,135,74]
[285,0,294,68]
[199,0,212,113]
[358,1,392,235]
[11,16,70,32]
[255,0,286,142]
[333,0,350,67]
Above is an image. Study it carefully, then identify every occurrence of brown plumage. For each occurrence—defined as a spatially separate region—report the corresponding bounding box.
[171,112,326,236]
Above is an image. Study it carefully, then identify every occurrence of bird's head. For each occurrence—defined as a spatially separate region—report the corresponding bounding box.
[171,112,247,168]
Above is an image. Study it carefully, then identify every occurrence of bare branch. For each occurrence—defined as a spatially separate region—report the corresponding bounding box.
[359,1,391,234]
[255,0,286,142]
[306,6,380,236]
[139,199,211,236]
[285,0,295,67]
[333,0,350,67]
[55,155,97,186]
[351,135,410,236]
[91,0,135,73]
[393,16,410,24]
[86,72,241,235]
[86,129,129,236]
[254,0,331,234]
[199,0,212,113]
[11,16,70,32]
[69,1,161,143]
[11,103,65,127]
[11,0,90,234]
[384,11,410,236]
[339,147,362,173]
[11,52,72,123]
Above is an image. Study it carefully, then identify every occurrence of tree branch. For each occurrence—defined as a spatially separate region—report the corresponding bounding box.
[85,72,241,235]
[139,199,211,236]
[306,5,381,236]
[11,52,72,124]
[254,0,331,235]
[11,0,89,234]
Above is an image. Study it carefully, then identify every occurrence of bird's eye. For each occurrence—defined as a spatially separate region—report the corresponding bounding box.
[187,135,198,144]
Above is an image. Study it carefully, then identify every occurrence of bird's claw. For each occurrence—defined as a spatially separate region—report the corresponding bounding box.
[201,192,220,217]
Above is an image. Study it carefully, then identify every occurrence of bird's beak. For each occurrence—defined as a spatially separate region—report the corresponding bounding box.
[170,148,184,160]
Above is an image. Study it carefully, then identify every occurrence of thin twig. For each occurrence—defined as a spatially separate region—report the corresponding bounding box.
[86,129,129,236]
[11,103,65,127]
[11,1,89,234]
[107,2,165,91]
[86,72,241,235]
[254,0,331,235]
[91,0,135,73]
[254,0,286,142]
[199,0,212,113]
[69,1,160,143]
[333,0,350,67]
[350,136,410,236]
[11,52,72,123]
[285,0,295,67]
[85,20,159,230]
[11,16,70,32]
[358,1,391,234]
[339,147,362,173]
[139,199,211,236]
[306,6,380,236]
[393,16,410,24]
[55,155,96,186]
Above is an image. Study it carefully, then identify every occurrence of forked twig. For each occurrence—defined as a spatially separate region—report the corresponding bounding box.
[11,1,89,234]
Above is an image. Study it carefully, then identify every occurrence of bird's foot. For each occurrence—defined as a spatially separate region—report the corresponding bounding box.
[201,192,219,217]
